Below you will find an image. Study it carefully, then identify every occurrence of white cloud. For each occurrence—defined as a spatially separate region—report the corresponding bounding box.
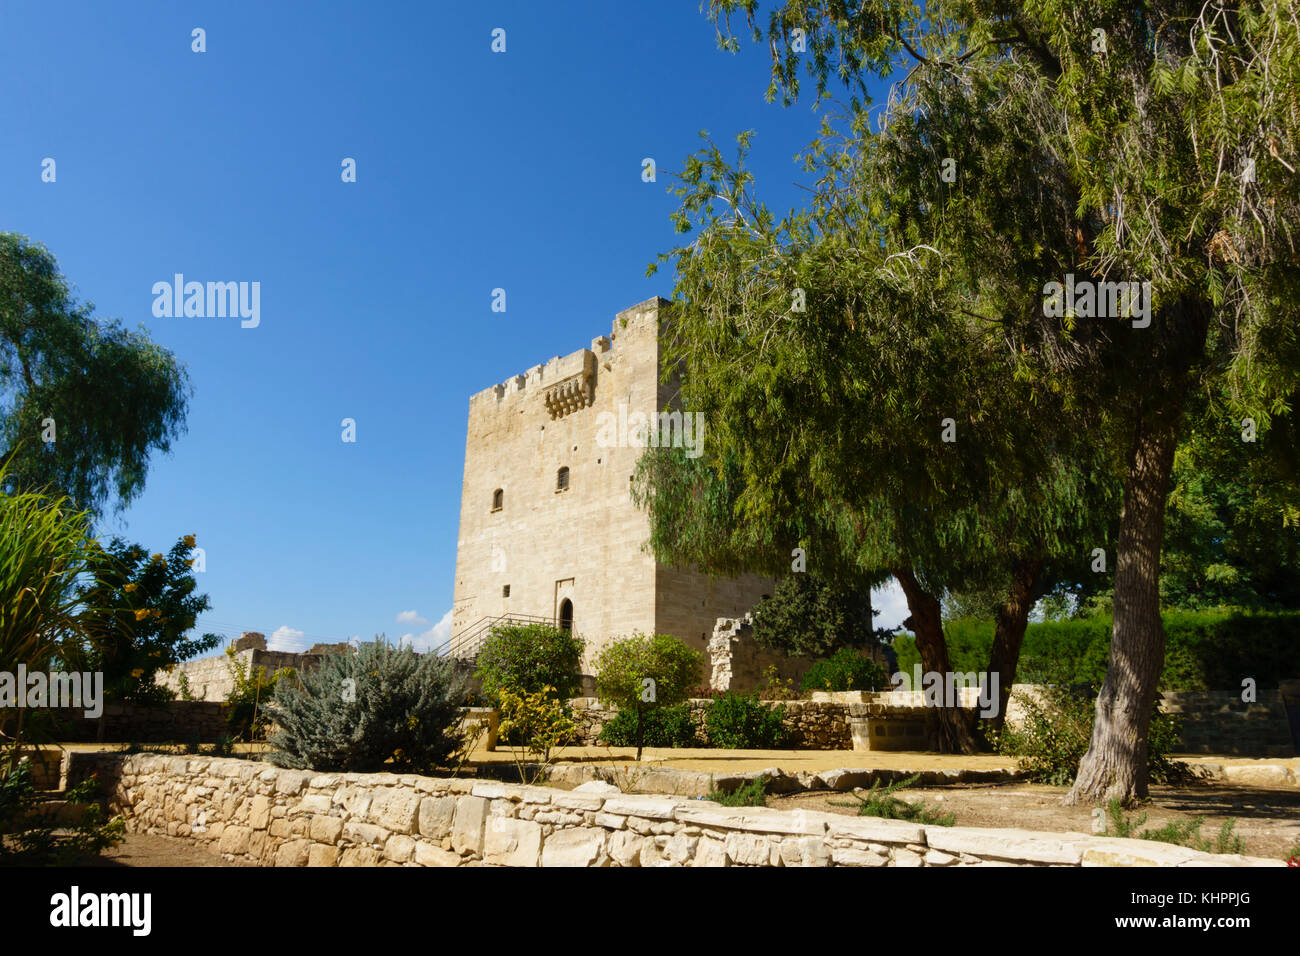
[268,625,306,651]
[871,578,910,632]
[396,610,428,626]
[398,609,453,653]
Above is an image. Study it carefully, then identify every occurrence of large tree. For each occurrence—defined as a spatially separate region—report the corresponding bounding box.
[0,233,191,514]
[687,0,1299,803]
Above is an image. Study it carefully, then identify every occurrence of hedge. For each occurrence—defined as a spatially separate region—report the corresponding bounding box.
[891,608,1300,691]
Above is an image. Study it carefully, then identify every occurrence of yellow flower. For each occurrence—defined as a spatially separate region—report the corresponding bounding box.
[182,534,197,549]
[150,553,163,563]
[134,609,151,621]
[131,668,144,678]
[123,583,138,593]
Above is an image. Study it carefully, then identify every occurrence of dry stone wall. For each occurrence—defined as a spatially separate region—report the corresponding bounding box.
[64,753,1281,867]
[47,701,227,743]
[568,697,853,748]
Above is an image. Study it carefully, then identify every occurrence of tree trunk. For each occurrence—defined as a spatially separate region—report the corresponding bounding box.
[635,708,644,762]
[986,557,1044,736]
[894,567,980,753]
[1064,297,1209,806]
[1064,408,1181,805]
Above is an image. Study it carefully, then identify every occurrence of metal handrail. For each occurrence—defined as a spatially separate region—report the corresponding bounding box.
[437,613,556,660]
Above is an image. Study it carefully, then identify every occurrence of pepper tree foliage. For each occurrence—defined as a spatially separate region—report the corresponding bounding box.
[0,233,190,516]
[662,0,1299,804]
[73,535,221,706]
[636,62,1120,750]
[1159,385,1300,610]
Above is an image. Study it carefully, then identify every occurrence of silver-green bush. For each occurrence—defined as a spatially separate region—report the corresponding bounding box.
[266,639,467,774]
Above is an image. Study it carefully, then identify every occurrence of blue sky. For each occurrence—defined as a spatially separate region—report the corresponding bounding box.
[4,1,909,655]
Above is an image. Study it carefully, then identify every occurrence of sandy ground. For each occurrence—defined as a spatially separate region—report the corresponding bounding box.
[770,780,1300,861]
[75,831,251,867]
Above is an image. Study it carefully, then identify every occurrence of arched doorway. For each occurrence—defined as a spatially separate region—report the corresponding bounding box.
[558,598,573,633]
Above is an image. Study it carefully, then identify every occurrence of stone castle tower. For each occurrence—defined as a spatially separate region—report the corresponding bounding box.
[449,297,775,672]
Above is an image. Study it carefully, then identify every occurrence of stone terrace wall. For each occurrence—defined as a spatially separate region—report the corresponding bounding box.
[65,753,1279,867]
[1160,690,1294,757]
[568,698,852,748]
[49,701,227,743]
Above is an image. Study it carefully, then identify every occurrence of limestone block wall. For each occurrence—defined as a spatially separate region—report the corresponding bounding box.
[569,698,936,750]
[47,701,228,743]
[449,298,774,670]
[64,753,1280,867]
[1158,690,1294,756]
[1002,686,1296,757]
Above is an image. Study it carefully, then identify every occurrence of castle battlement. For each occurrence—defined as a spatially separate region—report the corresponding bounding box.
[467,297,670,410]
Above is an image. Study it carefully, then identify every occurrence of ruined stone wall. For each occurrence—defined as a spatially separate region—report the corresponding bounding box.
[707,615,815,694]
[64,753,1280,867]
[155,647,334,704]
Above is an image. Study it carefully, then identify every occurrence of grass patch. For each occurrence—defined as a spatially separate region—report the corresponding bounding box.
[831,773,956,826]
[706,774,768,807]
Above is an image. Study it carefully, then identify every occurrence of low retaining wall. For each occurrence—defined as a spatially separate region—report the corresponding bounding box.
[65,753,1282,867]
[568,697,978,750]
[1159,691,1293,757]
[46,701,228,743]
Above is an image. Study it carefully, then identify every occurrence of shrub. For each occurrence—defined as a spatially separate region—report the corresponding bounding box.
[266,638,467,774]
[996,683,1185,786]
[800,648,890,692]
[223,646,293,741]
[475,623,584,703]
[0,472,101,749]
[1101,800,1246,854]
[594,632,703,759]
[707,774,768,807]
[705,692,787,749]
[0,760,124,865]
[833,773,955,826]
[497,685,578,785]
[599,703,699,748]
[757,665,799,700]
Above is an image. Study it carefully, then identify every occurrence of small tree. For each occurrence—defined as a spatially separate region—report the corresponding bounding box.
[593,633,702,760]
[751,573,881,658]
[266,638,467,774]
[77,534,221,707]
[497,685,578,785]
[475,622,584,703]
[223,647,292,741]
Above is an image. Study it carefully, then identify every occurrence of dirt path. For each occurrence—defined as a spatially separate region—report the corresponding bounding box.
[770,780,1300,860]
[76,832,252,867]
